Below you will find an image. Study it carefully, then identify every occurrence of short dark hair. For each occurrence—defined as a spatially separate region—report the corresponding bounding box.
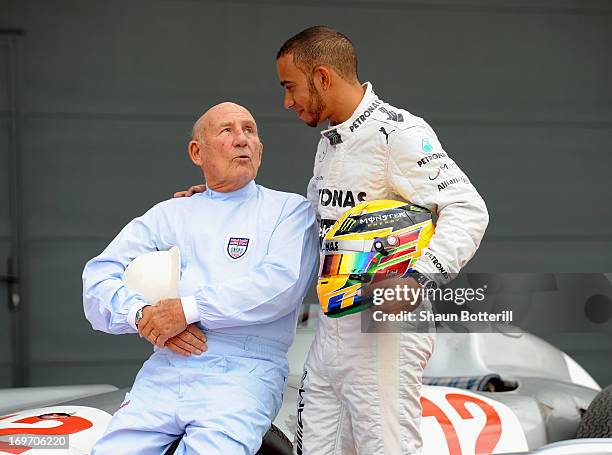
[277,26,358,82]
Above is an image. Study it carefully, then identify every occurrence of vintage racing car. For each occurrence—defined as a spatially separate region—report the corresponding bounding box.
[1,316,611,454]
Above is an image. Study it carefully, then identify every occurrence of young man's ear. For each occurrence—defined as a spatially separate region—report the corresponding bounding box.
[188,140,203,166]
[313,65,332,91]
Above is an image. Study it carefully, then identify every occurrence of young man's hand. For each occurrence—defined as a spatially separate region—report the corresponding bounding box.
[362,276,424,315]
[173,184,206,198]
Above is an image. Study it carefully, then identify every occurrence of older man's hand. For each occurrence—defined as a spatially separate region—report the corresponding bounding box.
[138,298,187,348]
[165,324,207,356]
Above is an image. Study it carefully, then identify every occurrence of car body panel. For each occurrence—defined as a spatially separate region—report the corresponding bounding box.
[424,329,600,392]
[530,438,612,454]
[0,405,112,454]
[0,328,605,454]
[0,385,117,416]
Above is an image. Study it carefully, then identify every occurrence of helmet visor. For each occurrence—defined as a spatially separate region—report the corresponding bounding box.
[320,251,377,278]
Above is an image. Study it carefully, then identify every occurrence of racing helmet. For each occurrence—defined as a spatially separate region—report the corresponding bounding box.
[123,246,181,303]
[317,200,434,317]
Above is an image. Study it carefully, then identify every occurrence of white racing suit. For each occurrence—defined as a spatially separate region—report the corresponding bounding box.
[295,83,489,454]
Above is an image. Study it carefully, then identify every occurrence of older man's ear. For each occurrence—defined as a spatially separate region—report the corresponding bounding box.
[188,140,204,166]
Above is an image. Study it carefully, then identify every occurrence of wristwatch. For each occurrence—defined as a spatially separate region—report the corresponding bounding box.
[135,305,150,328]
[408,270,438,290]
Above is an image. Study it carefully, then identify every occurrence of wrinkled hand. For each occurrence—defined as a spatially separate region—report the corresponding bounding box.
[165,324,207,356]
[173,184,206,198]
[138,299,187,348]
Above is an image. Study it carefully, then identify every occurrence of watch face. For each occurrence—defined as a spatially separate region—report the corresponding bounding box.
[412,271,436,289]
[412,272,425,284]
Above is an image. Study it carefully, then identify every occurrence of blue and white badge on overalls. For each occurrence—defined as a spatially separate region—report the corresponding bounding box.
[225,235,251,261]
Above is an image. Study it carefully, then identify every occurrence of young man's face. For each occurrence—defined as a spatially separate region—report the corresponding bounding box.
[277,53,326,128]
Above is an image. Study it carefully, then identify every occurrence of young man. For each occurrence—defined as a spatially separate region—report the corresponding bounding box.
[177,27,489,455]
[276,27,489,455]
[83,102,318,454]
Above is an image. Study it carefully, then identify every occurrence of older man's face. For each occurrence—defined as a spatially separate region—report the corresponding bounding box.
[190,104,263,192]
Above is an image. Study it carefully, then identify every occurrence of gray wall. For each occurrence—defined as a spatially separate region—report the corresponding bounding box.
[0,0,610,388]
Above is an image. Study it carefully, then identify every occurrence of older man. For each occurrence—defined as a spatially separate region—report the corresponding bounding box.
[82,102,318,454]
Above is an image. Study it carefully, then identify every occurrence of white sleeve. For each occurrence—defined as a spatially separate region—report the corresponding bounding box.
[306,175,319,211]
[82,205,169,334]
[386,126,489,284]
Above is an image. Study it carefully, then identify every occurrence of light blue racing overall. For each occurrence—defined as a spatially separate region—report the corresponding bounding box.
[83,181,318,454]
